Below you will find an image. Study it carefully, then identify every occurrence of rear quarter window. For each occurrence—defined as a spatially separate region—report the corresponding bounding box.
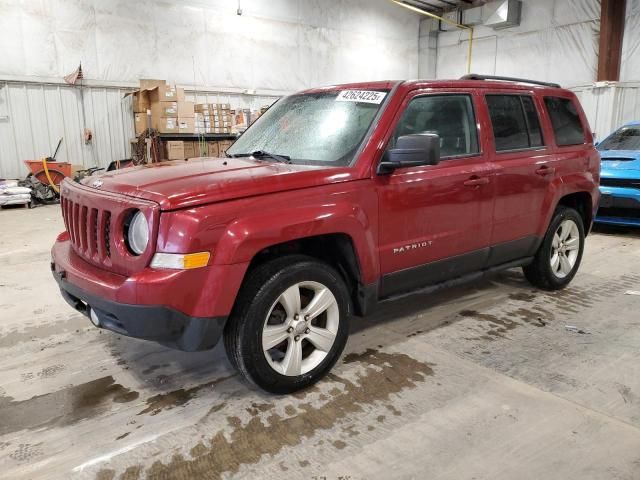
[543,97,586,146]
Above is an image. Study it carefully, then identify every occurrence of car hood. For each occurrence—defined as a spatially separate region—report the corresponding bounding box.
[599,149,640,176]
[83,157,357,210]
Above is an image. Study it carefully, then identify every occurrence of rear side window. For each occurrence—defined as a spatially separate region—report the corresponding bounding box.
[486,95,544,151]
[393,94,479,158]
[544,97,586,146]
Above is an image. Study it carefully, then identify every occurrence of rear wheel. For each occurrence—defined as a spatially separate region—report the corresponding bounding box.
[224,255,350,394]
[523,206,585,290]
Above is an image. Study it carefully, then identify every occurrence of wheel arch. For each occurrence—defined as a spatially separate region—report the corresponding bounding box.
[241,233,375,317]
[557,191,593,234]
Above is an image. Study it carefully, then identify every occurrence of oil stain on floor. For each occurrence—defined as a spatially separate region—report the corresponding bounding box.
[96,349,435,480]
[137,375,235,416]
[0,376,139,436]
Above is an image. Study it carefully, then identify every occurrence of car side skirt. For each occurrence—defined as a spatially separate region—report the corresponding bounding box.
[378,235,540,299]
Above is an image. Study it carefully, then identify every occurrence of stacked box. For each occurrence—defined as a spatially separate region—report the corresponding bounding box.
[161,140,234,160]
[194,103,234,134]
[157,118,179,134]
[134,112,150,135]
[206,142,219,157]
[128,79,195,134]
[183,142,197,158]
[218,140,233,155]
[165,141,185,160]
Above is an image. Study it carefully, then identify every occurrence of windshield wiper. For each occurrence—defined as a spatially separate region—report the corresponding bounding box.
[230,150,292,164]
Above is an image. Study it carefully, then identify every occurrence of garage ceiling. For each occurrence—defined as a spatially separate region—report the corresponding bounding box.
[401,0,483,14]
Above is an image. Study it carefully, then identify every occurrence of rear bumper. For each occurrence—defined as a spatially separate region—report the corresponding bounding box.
[53,269,226,351]
[595,186,640,227]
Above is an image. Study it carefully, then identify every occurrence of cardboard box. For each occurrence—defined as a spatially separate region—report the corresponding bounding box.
[195,113,211,122]
[207,141,219,157]
[195,103,211,112]
[178,101,195,117]
[218,140,233,155]
[132,91,150,113]
[139,79,166,90]
[151,102,179,118]
[183,141,197,158]
[149,85,185,103]
[166,141,185,160]
[134,112,150,135]
[177,117,195,133]
[154,117,179,133]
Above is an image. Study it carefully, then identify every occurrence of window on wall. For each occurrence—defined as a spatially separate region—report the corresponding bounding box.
[544,97,586,146]
[393,95,479,158]
[486,95,544,152]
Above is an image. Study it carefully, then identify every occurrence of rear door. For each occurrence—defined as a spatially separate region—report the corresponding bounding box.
[375,90,496,297]
[483,92,556,265]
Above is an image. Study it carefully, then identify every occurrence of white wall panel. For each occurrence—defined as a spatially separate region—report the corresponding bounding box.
[572,83,640,141]
[0,0,420,91]
[621,0,640,81]
[432,0,601,86]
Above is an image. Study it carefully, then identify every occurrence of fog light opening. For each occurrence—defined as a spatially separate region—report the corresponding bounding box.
[89,307,101,327]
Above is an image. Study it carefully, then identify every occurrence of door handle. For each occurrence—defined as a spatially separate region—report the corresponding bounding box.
[463,176,490,187]
[536,165,556,176]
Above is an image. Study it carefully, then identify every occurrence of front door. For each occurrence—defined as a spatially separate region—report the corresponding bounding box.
[375,91,496,298]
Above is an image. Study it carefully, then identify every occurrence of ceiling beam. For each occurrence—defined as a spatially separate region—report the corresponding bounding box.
[434,0,459,7]
[403,0,440,13]
[597,0,626,81]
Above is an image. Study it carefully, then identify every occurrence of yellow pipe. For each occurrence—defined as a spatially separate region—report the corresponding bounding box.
[389,0,474,74]
[41,157,60,193]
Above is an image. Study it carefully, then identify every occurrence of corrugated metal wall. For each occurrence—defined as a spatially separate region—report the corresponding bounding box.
[0,82,135,179]
[572,82,640,141]
[0,81,279,180]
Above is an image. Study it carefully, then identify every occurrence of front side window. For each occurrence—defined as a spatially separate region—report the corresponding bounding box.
[544,97,586,146]
[597,125,640,151]
[392,94,479,158]
[227,90,389,166]
[486,95,543,152]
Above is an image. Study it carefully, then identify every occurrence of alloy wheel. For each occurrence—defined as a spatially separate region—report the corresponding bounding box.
[262,281,340,376]
[550,219,580,278]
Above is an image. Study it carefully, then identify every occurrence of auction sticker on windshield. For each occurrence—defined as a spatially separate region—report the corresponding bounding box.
[336,90,387,104]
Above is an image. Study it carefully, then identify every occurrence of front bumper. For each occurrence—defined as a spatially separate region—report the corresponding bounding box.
[51,236,232,351]
[595,186,640,227]
[53,269,226,351]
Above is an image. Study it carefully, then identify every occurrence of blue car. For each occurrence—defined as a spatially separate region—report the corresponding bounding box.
[596,121,640,227]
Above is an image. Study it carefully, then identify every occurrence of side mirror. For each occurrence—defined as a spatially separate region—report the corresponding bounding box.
[377,133,441,175]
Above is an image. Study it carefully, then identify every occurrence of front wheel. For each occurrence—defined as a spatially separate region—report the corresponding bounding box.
[523,206,585,290]
[224,255,350,394]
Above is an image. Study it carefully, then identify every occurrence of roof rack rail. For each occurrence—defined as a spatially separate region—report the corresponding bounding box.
[460,74,561,89]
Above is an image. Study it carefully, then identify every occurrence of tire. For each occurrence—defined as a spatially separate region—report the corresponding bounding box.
[523,206,585,290]
[224,255,350,394]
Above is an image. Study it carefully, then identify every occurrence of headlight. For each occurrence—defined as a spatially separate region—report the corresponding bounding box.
[126,211,149,255]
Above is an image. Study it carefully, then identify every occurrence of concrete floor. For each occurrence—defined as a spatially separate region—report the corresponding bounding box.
[1,204,640,480]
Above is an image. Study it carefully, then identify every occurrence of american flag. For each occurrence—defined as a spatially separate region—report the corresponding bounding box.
[64,63,84,85]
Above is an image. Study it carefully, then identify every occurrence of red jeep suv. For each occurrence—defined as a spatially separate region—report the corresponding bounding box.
[51,75,600,393]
